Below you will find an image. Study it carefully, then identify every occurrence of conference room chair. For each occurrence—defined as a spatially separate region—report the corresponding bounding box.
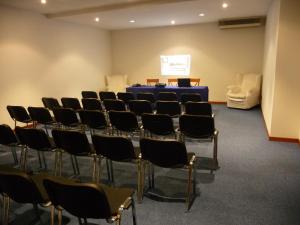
[0,124,19,165]
[7,105,32,128]
[156,101,181,117]
[52,108,83,130]
[0,166,51,225]
[157,92,178,101]
[27,106,56,134]
[15,127,56,172]
[167,78,178,86]
[42,97,62,111]
[190,78,200,86]
[81,98,103,111]
[141,113,177,139]
[108,111,141,136]
[43,176,137,225]
[180,93,202,104]
[52,129,97,180]
[103,99,126,112]
[92,135,140,191]
[136,92,155,104]
[184,102,214,117]
[78,110,110,135]
[179,114,219,170]
[61,97,82,111]
[146,78,159,86]
[81,91,98,99]
[139,138,196,211]
[128,100,153,116]
[117,92,135,104]
[99,91,117,101]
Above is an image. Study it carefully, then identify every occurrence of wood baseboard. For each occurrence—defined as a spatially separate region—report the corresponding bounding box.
[209,101,226,104]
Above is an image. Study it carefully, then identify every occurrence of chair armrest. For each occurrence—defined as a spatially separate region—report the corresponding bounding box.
[227,85,241,93]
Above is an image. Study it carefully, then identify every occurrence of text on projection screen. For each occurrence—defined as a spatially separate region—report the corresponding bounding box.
[160,55,191,76]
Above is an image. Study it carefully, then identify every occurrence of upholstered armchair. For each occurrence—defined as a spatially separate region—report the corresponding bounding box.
[105,74,128,93]
[226,73,262,109]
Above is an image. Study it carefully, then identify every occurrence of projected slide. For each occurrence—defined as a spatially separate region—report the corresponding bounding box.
[160,54,191,76]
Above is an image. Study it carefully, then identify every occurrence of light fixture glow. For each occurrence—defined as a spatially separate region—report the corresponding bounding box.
[41,0,47,4]
[222,2,228,8]
[199,13,205,17]
[171,20,175,25]
[95,17,100,22]
[129,20,135,23]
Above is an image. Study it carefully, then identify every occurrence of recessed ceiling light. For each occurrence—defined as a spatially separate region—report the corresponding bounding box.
[41,0,47,4]
[129,20,135,23]
[95,17,100,22]
[171,20,175,25]
[222,2,228,8]
[199,13,205,17]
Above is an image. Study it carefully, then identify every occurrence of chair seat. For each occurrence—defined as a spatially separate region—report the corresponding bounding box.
[227,92,246,99]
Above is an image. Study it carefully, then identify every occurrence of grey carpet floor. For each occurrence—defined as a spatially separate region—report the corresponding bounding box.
[1,104,300,225]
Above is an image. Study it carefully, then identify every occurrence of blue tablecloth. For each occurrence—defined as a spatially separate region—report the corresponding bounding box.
[126,86,209,101]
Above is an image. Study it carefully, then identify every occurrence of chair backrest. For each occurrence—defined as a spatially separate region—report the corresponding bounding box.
[190,78,200,86]
[52,108,79,126]
[0,167,48,204]
[42,97,61,110]
[92,135,136,161]
[15,127,53,151]
[146,78,159,86]
[81,98,103,111]
[237,73,262,92]
[157,92,178,101]
[43,177,112,219]
[52,129,92,155]
[81,91,98,99]
[156,101,181,117]
[136,92,155,103]
[179,114,215,138]
[167,78,178,86]
[180,93,202,104]
[0,124,18,145]
[99,91,116,101]
[184,102,212,116]
[7,106,31,122]
[108,111,139,132]
[27,107,54,124]
[140,138,188,168]
[117,92,135,104]
[128,100,153,116]
[141,113,174,136]
[103,99,126,111]
[78,110,107,129]
[61,97,82,110]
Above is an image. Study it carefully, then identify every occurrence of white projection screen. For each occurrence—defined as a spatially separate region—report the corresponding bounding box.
[160,54,191,76]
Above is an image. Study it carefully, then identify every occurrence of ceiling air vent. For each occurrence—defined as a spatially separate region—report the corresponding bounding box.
[218,17,265,29]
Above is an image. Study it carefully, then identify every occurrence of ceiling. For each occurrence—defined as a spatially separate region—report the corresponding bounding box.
[0,0,273,30]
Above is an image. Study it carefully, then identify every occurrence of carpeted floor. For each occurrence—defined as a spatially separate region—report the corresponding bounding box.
[1,104,300,225]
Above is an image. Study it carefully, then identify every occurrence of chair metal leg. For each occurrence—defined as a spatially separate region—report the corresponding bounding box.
[58,209,62,225]
[213,134,219,168]
[2,195,7,225]
[137,159,142,203]
[70,155,77,175]
[50,206,55,225]
[151,164,155,189]
[193,163,197,195]
[97,157,102,184]
[131,198,137,225]
[186,165,192,212]
[20,147,28,171]
[11,146,18,165]
[110,160,115,186]
[106,158,111,182]
[37,151,43,169]
[42,152,48,170]
[74,156,80,175]
[4,196,10,225]
[115,216,121,225]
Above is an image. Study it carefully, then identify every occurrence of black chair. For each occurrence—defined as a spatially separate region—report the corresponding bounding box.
[180,93,202,104]
[99,91,117,101]
[61,97,82,111]
[157,92,178,101]
[43,176,137,225]
[42,97,61,110]
[78,110,109,135]
[52,108,83,130]
[7,105,32,128]
[92,135,140,193]
[117,92,135,104]
[184,102,214,117]
[156,101,181,117]
[136,93,155,103]
[82,91,98,99]
[0,166,50,225]
[179,114,219,170]
[81,98,103,111]
[15,127,56,172]
[141,113,176,139]
[0,124,19,165]
[128,100,153,116]
[27,107,56,134]
[103,99,126,112]
[108,111,141,136]
[52,129,96,180]
[139,138,196,211]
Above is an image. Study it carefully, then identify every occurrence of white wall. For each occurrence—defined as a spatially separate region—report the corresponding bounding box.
[0,5,111,127]
[111,23,265,101]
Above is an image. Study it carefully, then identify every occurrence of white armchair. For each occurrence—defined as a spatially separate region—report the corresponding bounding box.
[226,73,262,109]
[105,75,128,93]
